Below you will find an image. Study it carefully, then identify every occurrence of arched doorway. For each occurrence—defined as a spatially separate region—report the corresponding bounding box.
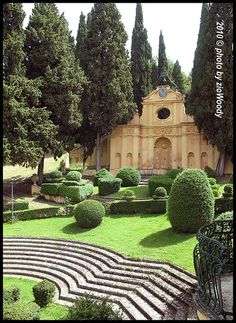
[154,137,172,171]
[201,152,208,169]
[115,153,121,169]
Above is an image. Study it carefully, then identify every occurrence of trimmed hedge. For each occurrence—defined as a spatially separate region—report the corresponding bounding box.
[57,184,93,202]
[148,175,173,196]
[74,200,105,228]
[98,177,122,196]
[215,211,233,221]
[65,171,82,182]
[47,170,62,178]
[3,286,20,304]
[214,197,233,214]
[4,199,29,211]
[43,177,64,183]
[122,189,136,201]
[165,168,183,179]
[116,167,141,186]
[3,301,40,320]
[41,183,62,196]
[168,168,214,233]
[93,168,113,186]
[62,179,88,186]
[3,206,62,223]
[110,199,167,214]
[33,279,56,307]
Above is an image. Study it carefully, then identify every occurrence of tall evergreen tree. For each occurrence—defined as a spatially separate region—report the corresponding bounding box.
[83,3,136,170]
[151,57,158,89]
[172,60,185,93]
[157,30,168,80]
[75,12,87,67]
[131,3,152,116]
[186,3,233,175]
[3,3,58,168]
[24,3,87,182]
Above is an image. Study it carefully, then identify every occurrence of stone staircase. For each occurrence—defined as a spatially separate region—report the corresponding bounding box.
[3,236,198,320]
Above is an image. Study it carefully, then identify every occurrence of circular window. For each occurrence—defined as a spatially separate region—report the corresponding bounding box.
[157,107,170,119]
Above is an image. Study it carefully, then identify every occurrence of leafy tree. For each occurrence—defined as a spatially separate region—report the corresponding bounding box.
[185,3,233,176]
[3,3,58,168]
[131,3,152,116]
[83,3,136,170]
[24,3,87,183]
[172,60,185,93]
[157,30,168,80]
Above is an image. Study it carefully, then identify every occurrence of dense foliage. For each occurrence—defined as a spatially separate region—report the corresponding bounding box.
[116,167,141,187]
[152,187,167,200]
[3,301,40,320]
[185,3,233,175]
[66,295,123,320]
[215,211,233,221]
[65,171,82,182]
[33,279,56,307]
[168,169,214,233]
[74,200,105,228]
[157,31,168,80]
[110,199,167,215]
[98,177,122,196]
[122,189,136,201]
[172,60,184,93]
[131,3,152,115]
[3,286,20,304]
[165,168,183,179]
[3,3,58,168]
[148,175,173,195]
[93,168,113,186]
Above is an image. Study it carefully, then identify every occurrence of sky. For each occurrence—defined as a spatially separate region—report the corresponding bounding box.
[22,3,202,75]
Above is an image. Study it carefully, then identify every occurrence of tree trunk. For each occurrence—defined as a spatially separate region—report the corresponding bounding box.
[37,154,45,186]
[96,132,101,171]
[216,150,225,177]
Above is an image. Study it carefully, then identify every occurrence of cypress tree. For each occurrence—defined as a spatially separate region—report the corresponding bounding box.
[172,60,185,93]
[185,3,233,175]
[157,30,168,80]
[131,3,152,116]
[3,3,58,168]
[84,3,136,170]
[24,3,87,182]
[151,57,158,89]
[75,12,87,68]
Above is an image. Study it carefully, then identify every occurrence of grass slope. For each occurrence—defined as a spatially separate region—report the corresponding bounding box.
[3,276,69,320]
[3,213,197,272]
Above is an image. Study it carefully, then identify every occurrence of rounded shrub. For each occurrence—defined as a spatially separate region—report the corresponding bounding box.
[168,168,214,233]
[48,170,62,179]
[65,171,82,182]
[215,211,233,221]
[148,175,173,196]
[93,168,113,186]
[3,301,40,320]
[67,295,123,320]
[74,200,105,229]
[32,279,56,307]
[116,167,141,187]
[165,168,183,179]
[122,189,136,201]
[222,184,233,199]
[152,187,167,200]
[3,286,20,304]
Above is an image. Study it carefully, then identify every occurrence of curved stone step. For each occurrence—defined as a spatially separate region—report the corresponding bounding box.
[3,236,198,320]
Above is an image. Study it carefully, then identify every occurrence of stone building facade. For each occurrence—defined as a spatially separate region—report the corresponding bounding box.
[70,84,233,175]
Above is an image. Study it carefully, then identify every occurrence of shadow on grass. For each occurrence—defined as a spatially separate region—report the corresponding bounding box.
[139,227,195,248]
[62,222,92,235]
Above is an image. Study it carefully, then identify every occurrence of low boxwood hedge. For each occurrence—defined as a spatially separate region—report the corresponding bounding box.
[65,171,82,182]
[148,175,173,196]
[110,199,167,214]
[57,184,93,202]
[93,168,113,186]
[4,199,29,211]
[62,179,88,186]
[98,177,122,196]
[3,206,62,223]
[214,197,233,214]
[165,168,183,179]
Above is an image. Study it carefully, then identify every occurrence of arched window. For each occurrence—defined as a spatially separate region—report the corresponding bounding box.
[201,152,208,169]
[115,153,121,169]
[188,152,195,168]
[126,153,133,167]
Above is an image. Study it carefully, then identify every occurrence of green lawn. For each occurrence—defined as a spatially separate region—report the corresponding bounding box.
[3,213,197,272]
[109,185,150,198]
[3,276,69,320]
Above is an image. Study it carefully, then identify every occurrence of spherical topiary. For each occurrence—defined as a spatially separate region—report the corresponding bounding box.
[32,279,56,307]
[74,200,105,228]
[93,168,113,186]
[168,168,214,233]
[48,170,62,179]
[122,189,136,201]
[152,187,167,200]
[222,184,233,198]
[65,171,82,182]
[116,167,141,187]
